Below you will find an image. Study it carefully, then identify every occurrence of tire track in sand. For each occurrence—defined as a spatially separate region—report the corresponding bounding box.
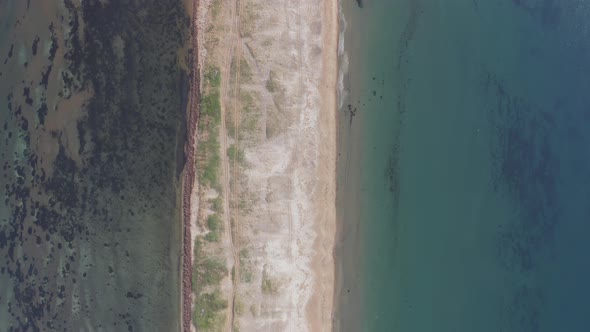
[217,0,242,330]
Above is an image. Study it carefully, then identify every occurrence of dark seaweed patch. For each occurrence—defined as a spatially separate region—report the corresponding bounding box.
[40,64,52,88]
[48,24,58,62]
[484,72,560,332]
[44,145,79,208]
[22,87,33,105]
[36,103,48,125]
[31,36,40,56]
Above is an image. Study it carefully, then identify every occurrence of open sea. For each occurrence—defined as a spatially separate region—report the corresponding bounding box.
[337,0,590,331]
[0,1,189,330]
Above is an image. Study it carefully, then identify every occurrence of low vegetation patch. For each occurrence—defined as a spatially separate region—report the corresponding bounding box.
[198,66,222,190]
[261,270,279,295]
[210,0,222,19]
[239,58,252,82]
[210,196,223,213]
[200,257,227,286]
[239,248,253,283]
[205,214,222,242]
[201,90,221,124]
[192,236,228,331]
[205,65,221,88]
[240,3,260,38]
[227,144,245,164]
[193,289,227,331]
[265,70,280,93]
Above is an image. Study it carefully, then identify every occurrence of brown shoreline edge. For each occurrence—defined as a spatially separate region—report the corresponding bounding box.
[182,0,200,331]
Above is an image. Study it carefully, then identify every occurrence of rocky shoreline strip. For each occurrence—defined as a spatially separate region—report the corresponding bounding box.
[182,0,200,331]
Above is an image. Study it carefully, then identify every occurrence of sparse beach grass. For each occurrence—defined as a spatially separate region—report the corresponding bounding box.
[205,214,222,242]
[197,65,222,191]
[193,60,227,330]
[192,237,228,331]
[193,289,227,331]
[261,269,279,295]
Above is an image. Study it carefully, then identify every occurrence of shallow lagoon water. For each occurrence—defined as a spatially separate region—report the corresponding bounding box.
[0,1,189,330]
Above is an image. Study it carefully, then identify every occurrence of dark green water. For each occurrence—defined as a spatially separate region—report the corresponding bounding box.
[338,0,590,331]
[0,1,189,330]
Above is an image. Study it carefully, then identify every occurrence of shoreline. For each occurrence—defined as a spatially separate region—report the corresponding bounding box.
[332,1,365,330]
[307,0,339,330]
[182,0,200,331]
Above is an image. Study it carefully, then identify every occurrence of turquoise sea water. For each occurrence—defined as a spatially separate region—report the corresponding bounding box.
[338,0,590,331]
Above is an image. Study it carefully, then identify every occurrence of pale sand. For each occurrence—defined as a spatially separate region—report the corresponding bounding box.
[307,0,338,330]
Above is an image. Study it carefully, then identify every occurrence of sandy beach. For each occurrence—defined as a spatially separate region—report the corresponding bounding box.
[308,0,338,330]
[184,0,339,330]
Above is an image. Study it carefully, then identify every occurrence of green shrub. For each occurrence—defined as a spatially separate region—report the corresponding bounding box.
[201,91,221,124]
[200,137,220,189]
[205,66,221,88]
[211,196,223,212]
[207,214,221,231]
[205,214,222,242]
[227,144,245,163]
[261,270,278,294]
[204,231,219,242]
[194,289,227,331]
[239,59,252,82]
[199,257,227,287]
[265,70,279,93]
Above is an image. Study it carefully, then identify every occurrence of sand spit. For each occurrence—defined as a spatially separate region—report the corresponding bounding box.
[188,0,338,330]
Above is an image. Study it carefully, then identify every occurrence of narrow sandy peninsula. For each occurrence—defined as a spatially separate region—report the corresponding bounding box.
[183,0,338,330]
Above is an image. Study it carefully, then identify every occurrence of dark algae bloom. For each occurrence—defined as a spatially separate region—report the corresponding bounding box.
[0,0,190,330]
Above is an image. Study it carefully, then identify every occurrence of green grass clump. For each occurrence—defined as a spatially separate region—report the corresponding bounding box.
[235,300,244,316]
[211,196,223,213]
[193,237,203,260]
[191,237,227,290]
[240,91,255,110]
[226,112,239,140]
[261,270,278,294]
[197,124,221,190]
[201,158,220,189]
[265,70,279,93]
[239,59,252,82]
[198,257,227,287]
[227,144,245,163]
[201,91,221,124]
[205,66,221,88]
[204,231,219,242]
[201,144,220,189]
[192,65,229,331]
[197,67,222,190]
[239,249,253,283]
[205,214,222,242]
[207,214,221,231]
[192,238,203,290]
[194,289,227,331]
[210,0,222,19]
[192,237,228,330]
